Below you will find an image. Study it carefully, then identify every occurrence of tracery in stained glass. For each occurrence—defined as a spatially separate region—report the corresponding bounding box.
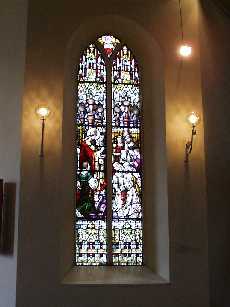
[78,44,106,82]
[98,35,120,57]
[112,46,139,84]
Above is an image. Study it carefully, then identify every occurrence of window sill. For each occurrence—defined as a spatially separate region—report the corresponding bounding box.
[62,266,169,285]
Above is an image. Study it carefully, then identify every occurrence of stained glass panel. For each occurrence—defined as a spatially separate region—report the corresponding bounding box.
[112,46,139,84]
[78,44,106,82]
[76,46,107,265]
[112,84,140,127]
[76,220,107,265]
[112,47,142,265]
[76,37,143,266]
[112,220,142,265]
[76,83,107,220]
[77,83,106,126]
[98,35,120,57]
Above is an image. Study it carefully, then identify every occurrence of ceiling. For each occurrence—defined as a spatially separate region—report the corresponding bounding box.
[212,0,230,15]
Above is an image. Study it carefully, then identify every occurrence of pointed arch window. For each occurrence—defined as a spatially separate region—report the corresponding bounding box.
[75,35,142,266]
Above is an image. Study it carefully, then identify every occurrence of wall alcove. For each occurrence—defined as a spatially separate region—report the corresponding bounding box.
[60,14,169,284]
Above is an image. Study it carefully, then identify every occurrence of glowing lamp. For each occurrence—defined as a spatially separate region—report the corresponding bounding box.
[36,106,51,157]
[186,112,200,127]
[185,112,200,163]
[36,106,50,119]
[179,44,192,58]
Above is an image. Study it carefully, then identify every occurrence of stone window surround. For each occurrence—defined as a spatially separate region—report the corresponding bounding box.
[60,14,169,285]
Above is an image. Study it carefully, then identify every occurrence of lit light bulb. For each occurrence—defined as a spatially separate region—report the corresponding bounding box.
[179,44,192,57]
[36,106,50,119]
[187,112,200,126]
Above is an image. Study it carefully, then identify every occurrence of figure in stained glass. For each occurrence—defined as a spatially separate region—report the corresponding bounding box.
[75,35,143,266]
[76,126,107,220]
[112,43,142,265]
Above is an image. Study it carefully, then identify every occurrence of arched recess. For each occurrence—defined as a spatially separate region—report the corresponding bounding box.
[61,14,169,283]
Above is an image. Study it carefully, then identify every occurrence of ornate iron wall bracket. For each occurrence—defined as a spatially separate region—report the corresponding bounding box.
[185,125,196,163]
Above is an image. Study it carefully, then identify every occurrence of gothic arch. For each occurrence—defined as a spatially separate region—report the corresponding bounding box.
[61,14,169,281]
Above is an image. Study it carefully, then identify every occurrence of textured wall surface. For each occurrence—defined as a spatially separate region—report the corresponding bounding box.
[201,1,230,306]
[16,0,209,306]
[0,1,27,306]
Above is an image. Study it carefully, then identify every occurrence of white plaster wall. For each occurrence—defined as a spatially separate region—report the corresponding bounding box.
[0,1,27,306]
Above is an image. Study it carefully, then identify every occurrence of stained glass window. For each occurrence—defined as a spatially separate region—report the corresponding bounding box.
[75,35,143,266]
[98,35,120,57]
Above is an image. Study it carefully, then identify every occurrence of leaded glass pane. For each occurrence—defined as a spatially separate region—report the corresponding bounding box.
[76,220,107,265]
[77,83,106,126]
[112,47,142,265]
[75,36,143,266]
[98,35,120,57]
[112,84,140,127]
[112,220,142,265]
[112,46,139,84]
[78,44,106,82]
[76,83,107,219]
[76,47,107,266]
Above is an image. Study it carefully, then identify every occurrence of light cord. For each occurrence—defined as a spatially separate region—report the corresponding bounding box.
[179,0,184,42]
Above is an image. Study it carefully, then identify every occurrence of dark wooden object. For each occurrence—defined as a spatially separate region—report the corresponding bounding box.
[0,179,3,242]
[0,181,16,254]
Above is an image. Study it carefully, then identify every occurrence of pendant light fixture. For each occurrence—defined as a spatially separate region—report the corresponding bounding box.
[178,0,192,58]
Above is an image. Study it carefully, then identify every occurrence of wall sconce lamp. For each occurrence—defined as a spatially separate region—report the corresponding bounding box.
[185,112,200,163]
[36,106,50,158]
